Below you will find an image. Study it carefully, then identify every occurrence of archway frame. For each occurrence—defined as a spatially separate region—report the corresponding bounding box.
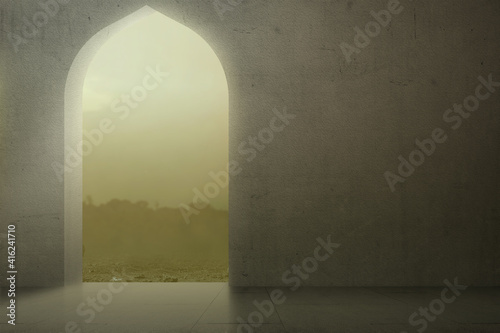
[63,5,229,284]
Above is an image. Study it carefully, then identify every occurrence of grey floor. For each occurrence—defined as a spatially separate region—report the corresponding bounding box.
[0,283,499,332]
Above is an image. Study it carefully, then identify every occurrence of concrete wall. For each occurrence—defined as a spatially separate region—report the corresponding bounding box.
[0,0,499,287]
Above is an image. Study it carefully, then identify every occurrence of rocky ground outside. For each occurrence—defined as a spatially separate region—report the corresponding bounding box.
[83,257,228,282]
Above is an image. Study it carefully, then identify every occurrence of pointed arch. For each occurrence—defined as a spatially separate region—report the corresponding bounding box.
[64,6,229,284]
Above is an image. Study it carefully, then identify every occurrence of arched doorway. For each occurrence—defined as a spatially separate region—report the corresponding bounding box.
[63,6,228,284]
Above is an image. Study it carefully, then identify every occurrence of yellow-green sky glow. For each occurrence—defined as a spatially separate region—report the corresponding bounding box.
[82,12,228,210]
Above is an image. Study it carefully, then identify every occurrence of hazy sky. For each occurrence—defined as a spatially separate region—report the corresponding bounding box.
[83,12,228,210]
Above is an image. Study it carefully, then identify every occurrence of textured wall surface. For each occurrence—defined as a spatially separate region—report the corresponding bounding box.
[0,0,499,287]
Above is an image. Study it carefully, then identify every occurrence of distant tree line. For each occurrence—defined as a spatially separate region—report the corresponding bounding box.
[83,197,228,263]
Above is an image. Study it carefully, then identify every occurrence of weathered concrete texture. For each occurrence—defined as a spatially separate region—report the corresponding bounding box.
[0,0,499,287]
